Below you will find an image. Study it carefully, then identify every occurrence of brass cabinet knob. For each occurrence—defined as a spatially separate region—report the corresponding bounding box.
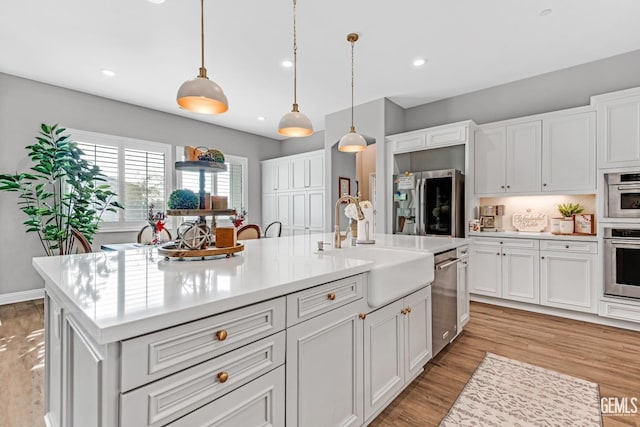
[406,307,412,313]
[327,293,336,301]
[359,313,366,320]
[217,372,229,383]
[401,308,408,315]
[216,330,228,341]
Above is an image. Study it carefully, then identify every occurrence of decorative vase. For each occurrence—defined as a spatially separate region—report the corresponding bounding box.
[151,229,161,245]
[559,218,574,235]
[550,218,562,234]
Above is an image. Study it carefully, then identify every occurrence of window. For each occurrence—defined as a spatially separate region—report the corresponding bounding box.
[176,148,248,225]
[70,129,172,230]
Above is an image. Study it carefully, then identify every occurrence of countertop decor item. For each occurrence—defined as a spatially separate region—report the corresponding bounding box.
[196,147,225,163]
[574,214,596,235]
[168,189,199,210]
[176,0,228,114]
[278,0,313,137]
[0,124,123,255]
[512,208,547,232]
[557,203,583,234]
[338,33,367,152]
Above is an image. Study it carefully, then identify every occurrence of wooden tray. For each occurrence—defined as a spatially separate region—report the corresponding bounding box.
[158,243,244,260]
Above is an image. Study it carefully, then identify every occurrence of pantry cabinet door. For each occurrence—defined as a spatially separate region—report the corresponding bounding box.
[474,127,506,195]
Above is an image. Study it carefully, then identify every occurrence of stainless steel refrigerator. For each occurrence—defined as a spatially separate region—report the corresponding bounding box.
[392,169,464,237]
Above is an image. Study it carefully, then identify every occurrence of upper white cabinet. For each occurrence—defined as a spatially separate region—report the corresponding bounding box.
[262,163,278,193]
[474,109,596,196]
[592,88,640,169]
[474,121,541,195]
[387,120,473,154]
[542,112,596,192]
[291,154,324,189]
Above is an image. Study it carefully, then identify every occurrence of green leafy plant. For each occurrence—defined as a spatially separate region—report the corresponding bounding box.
[557,203,584,218]
[168,189,199,209]
[0,124,123,255]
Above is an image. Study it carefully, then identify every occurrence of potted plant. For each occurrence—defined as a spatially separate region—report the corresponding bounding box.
[557,203,584,234]
[0,124,123,255]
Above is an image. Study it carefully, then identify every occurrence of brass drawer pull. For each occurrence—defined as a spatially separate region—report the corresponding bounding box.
[215,330,228,341]
[328,293,336,301]
[359,313,366,320]
[217,372,229,383]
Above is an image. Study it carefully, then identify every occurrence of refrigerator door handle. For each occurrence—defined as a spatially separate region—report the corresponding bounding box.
[417,178,424,235]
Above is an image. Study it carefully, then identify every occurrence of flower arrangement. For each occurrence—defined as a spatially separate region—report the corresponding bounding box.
[344,200,372,220]
[230,208,247,228]
[148,204,166,245]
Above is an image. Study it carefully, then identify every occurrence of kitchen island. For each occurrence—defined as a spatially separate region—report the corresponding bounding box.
[34,233,467,427]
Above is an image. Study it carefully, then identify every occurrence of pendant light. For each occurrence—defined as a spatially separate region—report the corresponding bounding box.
[278,0,313,137]
[177,0,228,114]
[338,33,366,152]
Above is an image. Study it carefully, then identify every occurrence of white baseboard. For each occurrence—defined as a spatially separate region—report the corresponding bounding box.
[0,288,44,305]
[471,294,640,332]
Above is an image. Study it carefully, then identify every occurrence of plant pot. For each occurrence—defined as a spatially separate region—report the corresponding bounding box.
[550,218,563,234]
[559,218,574,235]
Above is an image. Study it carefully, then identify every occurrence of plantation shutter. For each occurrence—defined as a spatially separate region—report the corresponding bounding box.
[76,142,119,222]
[124,148,166,221]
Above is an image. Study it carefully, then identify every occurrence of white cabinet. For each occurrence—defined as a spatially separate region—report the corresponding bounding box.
[542,112,596,192]
[540,242,598,314]
[363,287,431,421]
[593,90,640,168]
[474,121,541,195]
[469,238,539,304]
[292,154,324,189]
[286,301,364,427]
[457,246,470,330]
[262,150,326,233]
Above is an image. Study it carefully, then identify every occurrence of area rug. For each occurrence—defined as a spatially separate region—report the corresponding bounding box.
[440,353,602,426]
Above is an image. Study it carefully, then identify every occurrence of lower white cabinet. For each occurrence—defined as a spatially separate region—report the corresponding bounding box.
[457,246,470,330]
[540,250,598,313]
[167,366,285,427]
[469,238,539,304]
[286,301,364,427]
[363,287,432,421]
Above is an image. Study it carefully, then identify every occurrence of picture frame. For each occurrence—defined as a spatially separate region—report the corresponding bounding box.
[339,177,351,197]
[574,214,595,235]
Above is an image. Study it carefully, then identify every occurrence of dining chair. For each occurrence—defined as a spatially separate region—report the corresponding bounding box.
[263,221,282,238]
[68,228,93,254]
[137,225,173,244]
[237,224,262,240]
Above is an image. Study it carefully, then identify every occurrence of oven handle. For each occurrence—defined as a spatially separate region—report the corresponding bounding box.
[617,185,640,191]
[609,239,640,247]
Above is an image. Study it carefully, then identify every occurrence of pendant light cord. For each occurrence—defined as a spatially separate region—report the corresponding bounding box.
[199,0,206,77]
[292,0,298,108]
[350,39,355,131]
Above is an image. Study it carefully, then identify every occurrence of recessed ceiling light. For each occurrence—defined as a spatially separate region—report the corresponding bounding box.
[101,69,115,77]
[413,58,427,67]
[257,116,266,121]
[539,8,552,16]
[281,60,293,68]
[148,0,165,4]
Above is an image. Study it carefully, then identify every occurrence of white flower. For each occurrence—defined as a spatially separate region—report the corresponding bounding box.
[344,203,359,220]
[359,200,372,209]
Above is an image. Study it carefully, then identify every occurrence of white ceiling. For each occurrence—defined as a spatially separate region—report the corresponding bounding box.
[1,0,640,140]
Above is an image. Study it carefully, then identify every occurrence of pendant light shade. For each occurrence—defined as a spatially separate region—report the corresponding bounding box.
[278,0,313,137]
[177,0,228,114]
[338,33,366,152]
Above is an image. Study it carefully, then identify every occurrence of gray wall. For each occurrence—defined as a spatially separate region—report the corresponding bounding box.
[0,72,280,296]
[279,130,325,157]
[405,48,640,131]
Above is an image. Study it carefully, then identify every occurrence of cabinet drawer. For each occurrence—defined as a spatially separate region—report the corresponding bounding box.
[540,240,597,254]
[599,300,640,324]
[120,331,286,427]
[426,126,467,147]
[472,237,539,250]
[286,274,363,326]
[120,297,286,392]
[167,365,285,427]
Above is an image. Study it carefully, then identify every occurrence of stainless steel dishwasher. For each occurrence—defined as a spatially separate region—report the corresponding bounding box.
[432,249,460,357]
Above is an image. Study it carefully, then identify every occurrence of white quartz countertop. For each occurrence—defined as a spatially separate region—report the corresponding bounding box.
[33,233,467,344]
[468,230,598,242]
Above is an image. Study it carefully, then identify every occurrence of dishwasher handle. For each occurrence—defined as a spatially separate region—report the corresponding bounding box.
[435,257,461,270]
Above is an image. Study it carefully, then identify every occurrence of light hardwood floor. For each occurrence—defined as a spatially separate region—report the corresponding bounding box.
[1,300,639,426]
